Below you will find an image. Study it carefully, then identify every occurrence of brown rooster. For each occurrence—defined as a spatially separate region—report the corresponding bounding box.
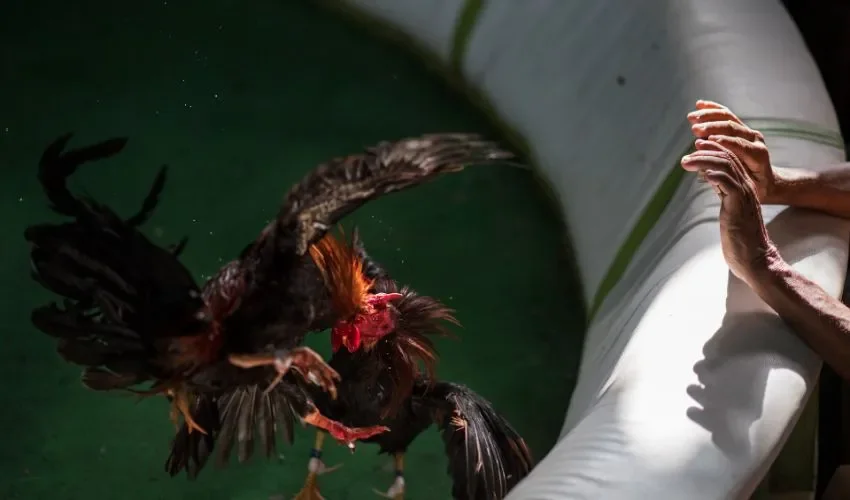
[25,132,516,477]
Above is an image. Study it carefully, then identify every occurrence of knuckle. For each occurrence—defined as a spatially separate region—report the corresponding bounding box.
[752,141,768,153]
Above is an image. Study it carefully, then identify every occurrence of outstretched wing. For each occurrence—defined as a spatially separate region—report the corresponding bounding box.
[275,133,514,257]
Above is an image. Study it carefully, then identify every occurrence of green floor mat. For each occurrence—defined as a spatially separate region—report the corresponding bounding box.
[0,1,585,499]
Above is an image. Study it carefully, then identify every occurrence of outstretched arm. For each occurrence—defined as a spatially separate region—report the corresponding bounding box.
[772,163,850,218]
[751,256,850,381]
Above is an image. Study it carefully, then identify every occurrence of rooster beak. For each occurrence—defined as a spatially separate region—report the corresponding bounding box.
[367,292,404,307]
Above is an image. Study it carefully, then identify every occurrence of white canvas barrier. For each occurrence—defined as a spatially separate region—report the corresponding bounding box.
[339,0,848,497]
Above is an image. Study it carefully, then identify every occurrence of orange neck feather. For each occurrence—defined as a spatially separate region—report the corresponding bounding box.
[308,229,373,317]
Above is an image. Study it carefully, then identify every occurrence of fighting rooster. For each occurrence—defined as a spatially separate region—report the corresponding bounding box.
[25,132,515,477]
[289,231,534,500]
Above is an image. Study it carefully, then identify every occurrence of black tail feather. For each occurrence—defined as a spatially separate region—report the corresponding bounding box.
[125,166,168,227]
[429,382,534,500]
[28,135,205,348]
[38,133,128,218]
[165,382,309,479]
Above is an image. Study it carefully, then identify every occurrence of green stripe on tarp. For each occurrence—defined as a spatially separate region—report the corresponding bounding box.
[450,0,486,74]
[588,119,844,319]
[588,152,687,319]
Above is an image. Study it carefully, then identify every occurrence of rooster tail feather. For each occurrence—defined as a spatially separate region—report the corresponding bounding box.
[27,135,204,351]
[37,133,128,217]
[429,381,533,500]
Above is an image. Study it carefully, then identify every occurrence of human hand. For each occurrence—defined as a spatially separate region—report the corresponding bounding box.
[687,100,779,203]
[681,140,781,286]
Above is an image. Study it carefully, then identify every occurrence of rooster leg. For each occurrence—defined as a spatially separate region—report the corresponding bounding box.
[373,453,405,499]
[167,387,207,435]
[292,431,342,500]
[302,409,390,451]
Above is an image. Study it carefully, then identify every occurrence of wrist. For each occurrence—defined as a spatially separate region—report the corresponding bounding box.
[764,166,794,205]
[746,245,790,292]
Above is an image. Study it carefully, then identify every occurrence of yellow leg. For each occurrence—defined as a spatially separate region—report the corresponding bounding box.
[165,387,207,435]
[373,453,405,499]
[173,389,207,435]
[293,432,341,500]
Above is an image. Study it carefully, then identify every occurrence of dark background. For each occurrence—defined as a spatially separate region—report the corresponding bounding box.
[783,0,850,142]
[785,0,850,496]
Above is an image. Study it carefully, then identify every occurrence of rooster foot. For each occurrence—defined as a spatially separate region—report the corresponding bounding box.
[372,476,405,500]
[228,347,340,398]
[373,453,405,499]
[292,458,342,500]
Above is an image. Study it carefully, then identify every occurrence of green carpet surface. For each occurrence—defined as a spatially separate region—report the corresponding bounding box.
[0,1,585,499]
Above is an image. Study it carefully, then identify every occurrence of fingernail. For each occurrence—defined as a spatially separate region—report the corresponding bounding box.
[695,138,706,145]
[681,155,692,163]
[708,135,719,141]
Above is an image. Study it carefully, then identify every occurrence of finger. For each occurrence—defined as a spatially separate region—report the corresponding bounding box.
[681,153,736,173]
[681,150,749,187]
[695,99,734,111]
[694,140,752,183]
[692,120,760,142]
[706,135,767,170]
[703,169,738,196]
[687,108,744,126]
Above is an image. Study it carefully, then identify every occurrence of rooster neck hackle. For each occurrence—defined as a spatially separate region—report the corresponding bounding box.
[308,228,373,318]
[371,280,459,419]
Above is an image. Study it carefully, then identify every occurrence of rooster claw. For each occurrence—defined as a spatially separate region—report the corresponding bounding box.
[228,347,339,398]
[329,425,390,451]
[372,476,405,499]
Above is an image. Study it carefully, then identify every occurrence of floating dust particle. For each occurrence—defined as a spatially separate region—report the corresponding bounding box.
[154,227,164,238]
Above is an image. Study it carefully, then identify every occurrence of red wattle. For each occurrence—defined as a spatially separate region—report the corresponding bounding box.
[345,326,362,352]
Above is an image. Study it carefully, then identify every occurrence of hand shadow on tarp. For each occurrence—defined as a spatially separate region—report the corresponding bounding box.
[685,207,843,459]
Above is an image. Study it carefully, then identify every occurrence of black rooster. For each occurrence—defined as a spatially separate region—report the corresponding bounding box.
[25,132,516,478]
[291,232,534,500]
